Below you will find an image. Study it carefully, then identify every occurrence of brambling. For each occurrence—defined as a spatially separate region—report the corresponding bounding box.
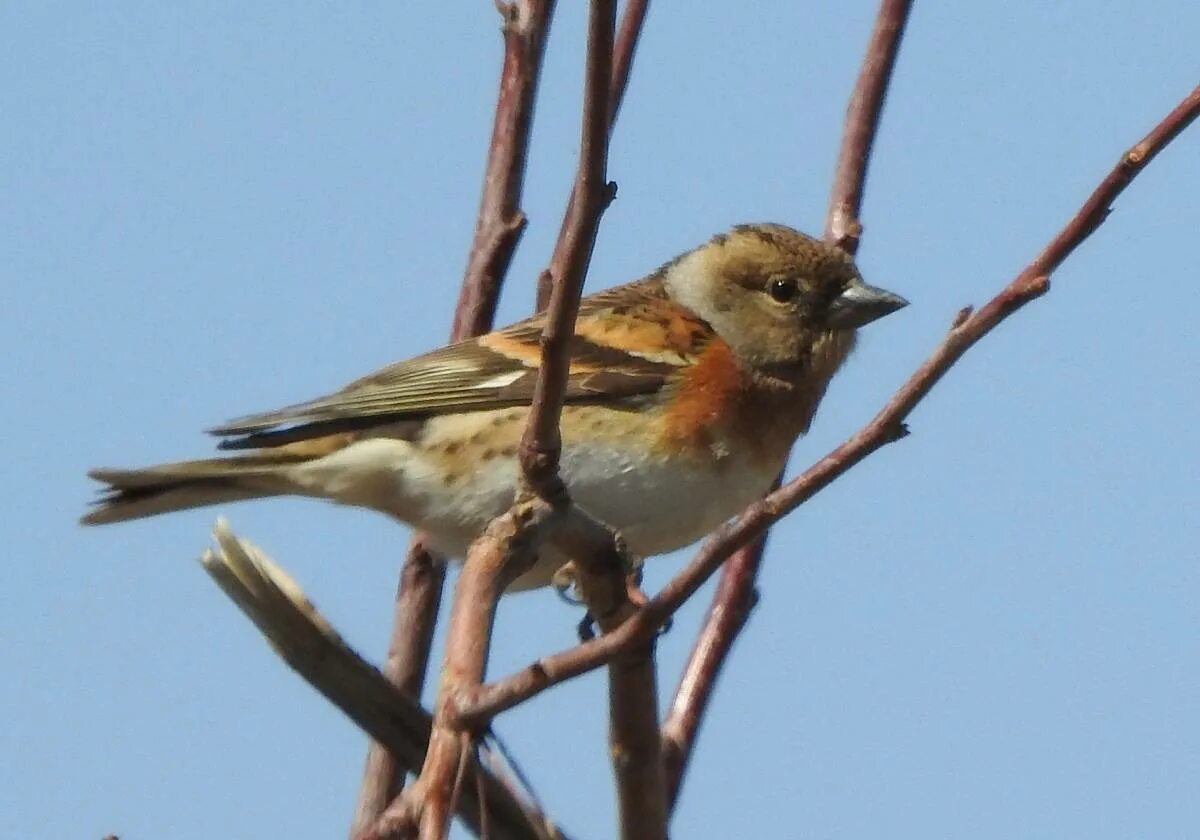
[84,223,906,590]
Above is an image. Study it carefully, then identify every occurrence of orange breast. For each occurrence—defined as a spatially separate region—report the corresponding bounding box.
[662,338,744,442]
[659,338,843,469]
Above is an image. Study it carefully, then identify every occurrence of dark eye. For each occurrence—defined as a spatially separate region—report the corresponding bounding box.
[767,277,798,303]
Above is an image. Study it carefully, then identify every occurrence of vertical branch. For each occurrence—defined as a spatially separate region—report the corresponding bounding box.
[353,540,446,835]
[608,634,665,840]
[517,5,660,829]
[523,3,666,833]
[534,0,652,309]
[609,0,650,126]
[416,501,556,840]
[351,2,556,835]
[415,2,624,836]
[518,0,617,495]
[661,0,915,816]
[455,0,558,337]
[660,557,759,809]
[825,0,915,255]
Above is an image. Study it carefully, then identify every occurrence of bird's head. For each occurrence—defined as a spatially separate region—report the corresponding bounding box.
[662,223,907,371]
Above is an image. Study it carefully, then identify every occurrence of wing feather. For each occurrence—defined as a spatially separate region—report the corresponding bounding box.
[211,278,712,449]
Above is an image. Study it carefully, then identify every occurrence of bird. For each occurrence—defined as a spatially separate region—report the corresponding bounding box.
[83,223,907,591]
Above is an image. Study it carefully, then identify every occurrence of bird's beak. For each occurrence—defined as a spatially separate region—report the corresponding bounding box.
[826,279,909,329]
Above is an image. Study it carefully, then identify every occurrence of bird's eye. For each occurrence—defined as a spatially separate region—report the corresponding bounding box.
[767,277,798,303]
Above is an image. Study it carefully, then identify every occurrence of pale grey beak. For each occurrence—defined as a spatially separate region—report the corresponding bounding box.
[826,280,909,329]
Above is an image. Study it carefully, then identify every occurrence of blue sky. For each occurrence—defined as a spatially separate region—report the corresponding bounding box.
[3,3,1197,838]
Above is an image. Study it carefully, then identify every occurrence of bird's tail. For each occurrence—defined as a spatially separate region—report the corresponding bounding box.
[82,453,314,526]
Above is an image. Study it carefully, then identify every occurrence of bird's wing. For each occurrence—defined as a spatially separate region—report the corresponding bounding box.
[210,279,714,449]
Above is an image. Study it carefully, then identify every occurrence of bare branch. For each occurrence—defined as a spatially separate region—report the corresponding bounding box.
[415,500,557,840]
[825,0,914,255]
[198,521,556,840]
[353,3,556,831]
[454,81,1200,726]
[1024,85,1200,275]
[414,3,655,836]
[518,0,616,496]
[369,780,424,840]
[353,539,445,835]
[409,471,643,838]
[661,0,916,810]
[534,0,652,309]
[454,0,557,338]
[608,635,665,839]
[516,2,665,834]
[608,0,650,126]
[515,1,658,812]
[660,555,759,810]
[562,543,664,840]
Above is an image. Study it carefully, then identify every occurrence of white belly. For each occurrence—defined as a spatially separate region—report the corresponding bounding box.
[562,443,773,558]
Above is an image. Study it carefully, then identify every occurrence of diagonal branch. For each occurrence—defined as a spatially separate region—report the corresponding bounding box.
[659,546,761,811]
[415,500,561,840]
[353,538,445,835]
[453,80,1200,729]
[514,2,666,834]
[518,0,616,495]
[454,0,558,339]
[413,3,627,837]
[352,2,557,833]
[825,0,915,255]
[534,0,652,309]
[609,0,650,126]
[199,521,559,840]
[661,0,915,812]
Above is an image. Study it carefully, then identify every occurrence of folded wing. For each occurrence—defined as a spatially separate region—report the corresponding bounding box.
[211,279,712,450]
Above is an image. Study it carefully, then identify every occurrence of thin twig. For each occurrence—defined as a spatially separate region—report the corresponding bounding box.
[414,3,634,836]
[454,82,1200,728]
[454,0,557,338]
[413,501,628,837]
[518,0,617,496]
[521,2,666,835]
[415,499,558,840]
[534,0,652,309]
[352,3,556,833]
[661,0,916,812]
[510,0,653,619]
[609,0,650,126]
[660,553,760,809]
[198,521,556,840]
[353,539,445,835]
[608,634,664,840]
[825,0,914,255]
